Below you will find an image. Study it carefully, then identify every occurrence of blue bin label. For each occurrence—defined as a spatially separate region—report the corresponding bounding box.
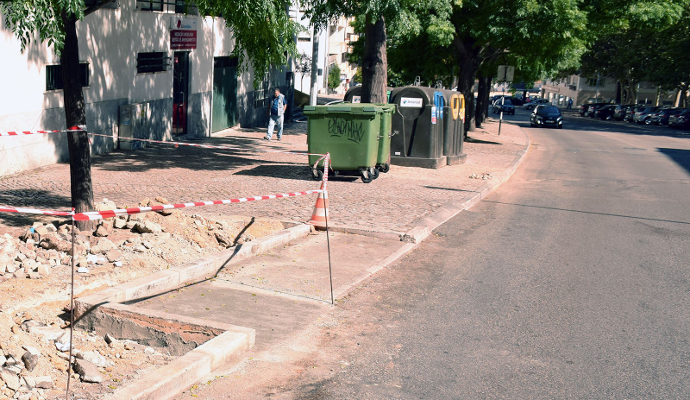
[431,106,437,124]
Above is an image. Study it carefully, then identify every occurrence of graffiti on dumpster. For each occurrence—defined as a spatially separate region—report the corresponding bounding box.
[328,118,364,144]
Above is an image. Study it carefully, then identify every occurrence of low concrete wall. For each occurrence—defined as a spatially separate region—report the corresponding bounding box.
[0,98,125,177]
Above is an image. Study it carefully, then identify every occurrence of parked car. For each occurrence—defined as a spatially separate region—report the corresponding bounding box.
[594,105,617,120]
[613,104,635,121]
[650,108,683,125]
[587,103,610,118]
[525,99,549,110]
[625,106,645,122]
[668,109,690,129]
[530,105,563,128]
[633,107,659,124]
[492,99,515,115]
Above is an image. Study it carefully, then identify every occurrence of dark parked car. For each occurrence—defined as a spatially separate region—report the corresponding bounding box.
[633,107,659,124]
[613,104,635,121]
[525,99,549,110]
[668,109,690,129]
[492,99,515,115]
[587,103,610,118]
[530,105,563,128]
[650,108,683,125]
[594,105,617,120]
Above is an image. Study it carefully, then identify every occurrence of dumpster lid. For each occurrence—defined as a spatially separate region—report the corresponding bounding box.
[303,104,386,115]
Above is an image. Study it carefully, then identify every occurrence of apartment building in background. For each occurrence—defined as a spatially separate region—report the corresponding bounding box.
[542,75,678,107]
[289,6,357,95]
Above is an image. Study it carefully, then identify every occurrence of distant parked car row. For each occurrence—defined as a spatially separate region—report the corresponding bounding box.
[578,103,690,129]
[492,98,515,115]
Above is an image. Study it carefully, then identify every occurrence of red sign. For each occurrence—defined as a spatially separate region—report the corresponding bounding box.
[170,30,197,50]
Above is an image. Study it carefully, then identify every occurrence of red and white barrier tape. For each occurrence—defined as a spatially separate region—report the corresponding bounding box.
[0,189,324,221]
[0,128,328,158]
[0,130,63,136]
[0,206,72,217]
[72,189,324,221]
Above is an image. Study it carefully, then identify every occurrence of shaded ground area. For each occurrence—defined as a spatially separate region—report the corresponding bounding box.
[0,118,528,234]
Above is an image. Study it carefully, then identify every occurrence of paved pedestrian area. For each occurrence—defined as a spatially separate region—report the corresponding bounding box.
[0,118,527,234]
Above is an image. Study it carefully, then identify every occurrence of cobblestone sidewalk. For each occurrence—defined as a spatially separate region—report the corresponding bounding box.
[0,117,527,235]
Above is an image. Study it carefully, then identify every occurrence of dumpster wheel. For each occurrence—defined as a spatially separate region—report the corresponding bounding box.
[377,163,390,173]
[360,168,373,183]
[311,168,324,181]
[369,166,380,180]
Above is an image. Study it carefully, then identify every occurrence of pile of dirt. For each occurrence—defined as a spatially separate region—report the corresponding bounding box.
[0,198,289,399]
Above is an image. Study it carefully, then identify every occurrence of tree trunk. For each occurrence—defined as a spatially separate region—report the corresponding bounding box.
[453,36,481,134]
[615,81,622,104]
[61,11,94,231]
[475,73,490,128]
[361,15,387,103]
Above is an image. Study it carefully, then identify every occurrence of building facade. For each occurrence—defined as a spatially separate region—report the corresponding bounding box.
[0,0,287,177]
[542,75,677,107]
[327,16,358,94]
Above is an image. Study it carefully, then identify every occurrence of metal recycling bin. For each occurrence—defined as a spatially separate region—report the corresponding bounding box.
[344,86,394,103]
[304,103,386,183]
[389,87,446,168]
[441,90,467,165]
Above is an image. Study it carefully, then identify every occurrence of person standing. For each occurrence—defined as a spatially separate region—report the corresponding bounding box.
[265,88,287,141]
[567,98,573,110]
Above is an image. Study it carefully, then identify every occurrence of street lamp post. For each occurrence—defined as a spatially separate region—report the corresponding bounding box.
[497,65,514,136]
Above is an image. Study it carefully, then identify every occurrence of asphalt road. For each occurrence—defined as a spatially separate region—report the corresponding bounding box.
[282,109,690,399]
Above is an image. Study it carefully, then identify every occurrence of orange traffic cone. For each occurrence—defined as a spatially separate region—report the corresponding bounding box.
[308,190,329,230]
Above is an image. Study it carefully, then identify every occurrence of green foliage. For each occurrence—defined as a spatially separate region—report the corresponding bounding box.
[1,0,85,54]
[576,0,689,97]
[328,63,341,90]
[195,0,300,87]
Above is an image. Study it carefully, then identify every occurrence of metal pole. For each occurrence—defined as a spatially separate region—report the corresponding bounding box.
[65,215,76,399]
[309,28,320,106]
[498,84,505,136]
[325,192,334,305]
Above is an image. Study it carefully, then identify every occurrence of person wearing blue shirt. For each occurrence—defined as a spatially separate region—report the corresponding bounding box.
[265,88,287,141]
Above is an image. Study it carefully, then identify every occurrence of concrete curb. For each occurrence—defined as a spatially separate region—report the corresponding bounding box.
[75,223,312,315]
[401,130,531,244]
[74,223,311,400]
[331,124,530,301]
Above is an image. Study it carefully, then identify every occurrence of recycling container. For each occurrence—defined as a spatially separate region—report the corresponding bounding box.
[441,90,467,165]
[344,86,394,103]
[304,103,387,183]
[389,87,446,168]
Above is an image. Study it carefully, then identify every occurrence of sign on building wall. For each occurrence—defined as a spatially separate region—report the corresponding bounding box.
[170,17,198,50]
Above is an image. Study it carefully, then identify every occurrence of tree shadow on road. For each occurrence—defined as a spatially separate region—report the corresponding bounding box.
[657,148,690,175]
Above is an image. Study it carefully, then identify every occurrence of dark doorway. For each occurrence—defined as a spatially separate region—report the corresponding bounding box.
[173,51,189,136]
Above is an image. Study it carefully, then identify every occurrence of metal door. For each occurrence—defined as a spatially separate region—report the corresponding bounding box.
[172,51,189,136]
[211,57,238,132]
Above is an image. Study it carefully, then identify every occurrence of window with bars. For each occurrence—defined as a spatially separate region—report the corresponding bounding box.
[46,63,90,91]
[254,80,270,108]
[137,52,171,73]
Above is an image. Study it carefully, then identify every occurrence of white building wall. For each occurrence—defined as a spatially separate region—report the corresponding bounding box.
[290,6,327,95]
[0,0,280,178]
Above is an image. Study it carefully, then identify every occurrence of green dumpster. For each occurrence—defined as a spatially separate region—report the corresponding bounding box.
[374,103,395,173]
[305,103,386,183]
